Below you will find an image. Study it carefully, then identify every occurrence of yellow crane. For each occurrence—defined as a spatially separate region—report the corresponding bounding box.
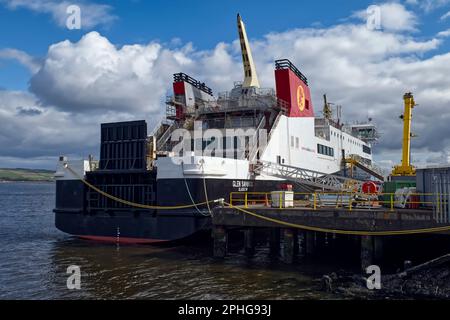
[391,92,417,176]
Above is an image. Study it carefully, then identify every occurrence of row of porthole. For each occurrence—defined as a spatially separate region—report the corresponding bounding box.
[331,131,363,147]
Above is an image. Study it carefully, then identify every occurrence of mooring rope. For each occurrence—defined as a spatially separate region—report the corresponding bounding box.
[223,202,450,236]
[65,164,217,210]
[64,164,450,236]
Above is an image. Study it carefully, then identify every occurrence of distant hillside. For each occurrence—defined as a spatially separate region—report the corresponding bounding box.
[0,168,54,182]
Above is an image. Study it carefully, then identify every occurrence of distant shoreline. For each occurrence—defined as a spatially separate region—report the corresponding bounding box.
[0,168,55,182]
[0,180,54,183]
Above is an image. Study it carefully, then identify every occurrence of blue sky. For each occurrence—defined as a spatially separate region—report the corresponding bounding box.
[1,0,450,169]
[1,0,450,90]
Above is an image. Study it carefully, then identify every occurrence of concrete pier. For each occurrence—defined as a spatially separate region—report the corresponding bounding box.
[213,226,228,259]
[374,237,384,261]
[269,228,280,257]
[282,229,296,264]
[305,231,316,256]
[244,229,256,257]
[211,205,443,272]
[297,231,306,257]
[360,235,374,271]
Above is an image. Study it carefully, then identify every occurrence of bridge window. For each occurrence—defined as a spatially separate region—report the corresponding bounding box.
[363,145,371,155]
[317,144,334,157]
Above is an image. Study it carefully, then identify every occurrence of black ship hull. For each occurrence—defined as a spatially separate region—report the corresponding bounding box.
[54,120,305,244]
[54,176,293,243]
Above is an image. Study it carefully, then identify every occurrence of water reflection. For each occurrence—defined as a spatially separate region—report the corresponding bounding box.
[0,182,350,300]
[46,237,344,300]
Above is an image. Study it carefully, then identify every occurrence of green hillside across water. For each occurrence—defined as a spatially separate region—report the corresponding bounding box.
[0,168,54,182]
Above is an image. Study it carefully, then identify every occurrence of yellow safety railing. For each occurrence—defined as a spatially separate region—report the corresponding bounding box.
[229,191,439,212]
[223,201,450,236]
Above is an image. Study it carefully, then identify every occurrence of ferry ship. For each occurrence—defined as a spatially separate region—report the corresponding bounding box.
[54,15,380,243]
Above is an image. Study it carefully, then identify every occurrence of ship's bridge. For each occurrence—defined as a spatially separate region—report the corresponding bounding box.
[343,121,379,144]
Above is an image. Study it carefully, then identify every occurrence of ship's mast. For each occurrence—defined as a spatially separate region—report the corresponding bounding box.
[323,94,333,120]
[237,14,260,88]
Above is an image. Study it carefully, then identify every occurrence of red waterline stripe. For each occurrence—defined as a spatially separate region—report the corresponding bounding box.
[78,235,167,244]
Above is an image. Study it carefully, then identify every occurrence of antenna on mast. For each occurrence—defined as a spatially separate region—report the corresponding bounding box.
[237,14,260,88]
[323,94,333,120]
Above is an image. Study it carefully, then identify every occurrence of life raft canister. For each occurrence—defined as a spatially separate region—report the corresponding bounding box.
[362,181,378,194]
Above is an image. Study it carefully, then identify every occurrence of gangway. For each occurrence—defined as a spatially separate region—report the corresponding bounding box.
[344,156,385,181]
[253,161,364,192]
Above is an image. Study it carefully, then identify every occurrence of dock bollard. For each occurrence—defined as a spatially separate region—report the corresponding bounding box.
[264,194,269,207]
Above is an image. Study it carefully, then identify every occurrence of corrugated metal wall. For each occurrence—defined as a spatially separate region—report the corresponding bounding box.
[417,166,450,223]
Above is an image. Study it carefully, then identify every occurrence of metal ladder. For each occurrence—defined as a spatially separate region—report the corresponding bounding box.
[253,160,363,192]
[156,122,180,151]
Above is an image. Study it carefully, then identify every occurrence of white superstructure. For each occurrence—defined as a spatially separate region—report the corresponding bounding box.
[152,15,380,187]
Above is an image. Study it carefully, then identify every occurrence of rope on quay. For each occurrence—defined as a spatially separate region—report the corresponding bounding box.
[223,202,450,236]
[64,165,218,210]
[63,164,450,235]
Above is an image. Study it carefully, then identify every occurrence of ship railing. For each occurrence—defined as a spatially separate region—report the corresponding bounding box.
[173,72,213,96]
[275,59,308,85]
[167,91,288,117]
[228,191,439,213]
[247,100,288,162]
[150,115,173,137]
[156,122,181,151]
[345,154,386,179]
[247,116,267,163]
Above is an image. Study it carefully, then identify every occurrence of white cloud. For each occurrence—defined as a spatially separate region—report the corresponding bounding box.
[1,0,116,29]
[1,2,450,169]
[0,89,136,165]
[406,0,450,12]
[437,29,450,37]
[441,11,450,20]
[29,32,241,118]
[353,3,418,32]
[0,48,42,73]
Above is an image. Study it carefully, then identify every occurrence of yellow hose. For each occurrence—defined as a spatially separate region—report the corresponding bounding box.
[65,165,215,210]
[64,165,450,235]
[224,202,450,236]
